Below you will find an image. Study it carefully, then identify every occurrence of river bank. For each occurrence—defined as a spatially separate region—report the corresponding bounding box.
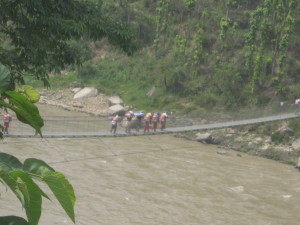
[38,88,110,116]
[176,121,300,168]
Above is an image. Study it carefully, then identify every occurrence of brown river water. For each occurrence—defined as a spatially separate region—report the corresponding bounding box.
[1,104,300,225]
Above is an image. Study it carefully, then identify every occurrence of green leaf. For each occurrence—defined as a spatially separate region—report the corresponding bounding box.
[23,158,55,176]
[0,152,23,172]
[44,172,76,223]
[22,85,41,103]
[0,91,44,136]
[22,158,76,223]
[0,63,11,92]
[10,171,44,225]
[0,216,29,225]
[0,169,26,207]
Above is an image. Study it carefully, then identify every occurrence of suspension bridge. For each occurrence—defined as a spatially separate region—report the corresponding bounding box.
[5,111,300,138]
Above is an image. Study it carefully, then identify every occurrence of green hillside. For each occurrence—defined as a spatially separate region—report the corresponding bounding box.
[30,0,300,114]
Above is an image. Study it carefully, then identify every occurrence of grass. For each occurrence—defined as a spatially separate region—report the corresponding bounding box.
[24,72,81,90]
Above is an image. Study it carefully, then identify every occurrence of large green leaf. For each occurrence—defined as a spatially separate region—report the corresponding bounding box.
[1,156,75,225]
[23,158,55,175]
[23,158,76,223]
[0,63,11,92]
[22,85,41,103]
[0,169,27,207]
[0,216,29,225]
[0,152,23,172]
[44,172,76,223]
[0,91,44,136]
[10,171,43,225]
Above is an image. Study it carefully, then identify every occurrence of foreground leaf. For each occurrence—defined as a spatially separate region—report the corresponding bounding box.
[44,172,76,223]
[1,155,76,224]
[22,85,41,103]
[23,158,76,223]
[0,63,11,92]
[0,152,23,172]
[0,169,27,207]
[0,216,29,225]
[23,158,55,176]
[0,91,44,136]
[10,171,44,225]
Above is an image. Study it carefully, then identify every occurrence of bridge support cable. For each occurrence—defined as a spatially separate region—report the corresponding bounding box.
[4,113,299,138]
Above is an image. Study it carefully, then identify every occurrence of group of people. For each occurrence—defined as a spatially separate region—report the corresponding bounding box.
[110,111,168,134]
[1,112,12,134]
[137,112,168,133]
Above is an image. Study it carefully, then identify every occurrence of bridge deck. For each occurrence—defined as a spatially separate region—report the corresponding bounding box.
[6,112,299,138]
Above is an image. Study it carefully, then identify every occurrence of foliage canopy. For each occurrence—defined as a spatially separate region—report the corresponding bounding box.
[0,0,136,87]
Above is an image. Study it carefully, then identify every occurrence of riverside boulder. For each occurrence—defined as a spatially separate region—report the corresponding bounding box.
[292,138,300,151]
[108,96,124,106]
[108,104,125,116]
[74,87,98,99]
[71,88,82,94]
[196,132,213,144]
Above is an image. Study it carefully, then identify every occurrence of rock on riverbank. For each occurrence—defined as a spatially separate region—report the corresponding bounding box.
[39,88,128,117]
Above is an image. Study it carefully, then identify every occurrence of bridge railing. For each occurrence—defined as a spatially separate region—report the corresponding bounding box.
[4,104,296,136]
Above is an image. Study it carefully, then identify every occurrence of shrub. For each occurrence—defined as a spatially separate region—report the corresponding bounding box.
[271,131,290,144]
[78,62,99,78]
[288,119,300,135]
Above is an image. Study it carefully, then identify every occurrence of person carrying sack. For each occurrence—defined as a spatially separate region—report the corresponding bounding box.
[125,111,134,133]
[111,115,119,134]
[160,112,168,131]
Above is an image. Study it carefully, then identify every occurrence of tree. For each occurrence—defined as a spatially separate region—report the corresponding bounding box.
[153,0,172,48]
[245,0,298,92]
[0,0,135,87]
[0,0,135,224]
[191,28,206,65]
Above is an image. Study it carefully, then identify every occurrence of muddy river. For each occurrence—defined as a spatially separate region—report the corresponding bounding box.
[1,104,300,225]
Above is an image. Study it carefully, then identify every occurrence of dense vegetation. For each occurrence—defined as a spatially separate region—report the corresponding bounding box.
[30,0,299,114]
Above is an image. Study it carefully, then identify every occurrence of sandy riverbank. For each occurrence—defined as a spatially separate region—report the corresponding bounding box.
[39,88,110,116]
